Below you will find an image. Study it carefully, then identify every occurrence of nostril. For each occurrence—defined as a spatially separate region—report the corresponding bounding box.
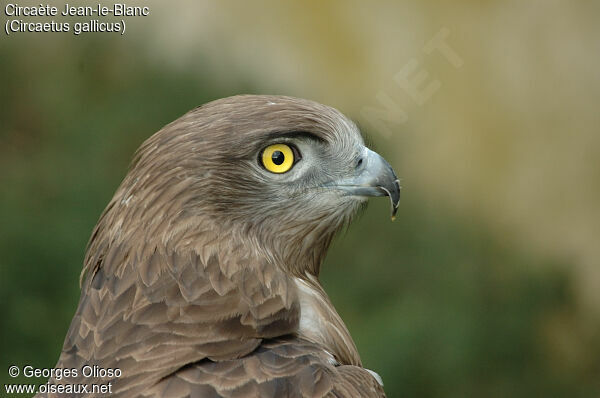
[356,158,363,169]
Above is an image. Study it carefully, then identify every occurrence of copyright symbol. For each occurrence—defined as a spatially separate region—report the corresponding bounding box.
[8,365,19,377]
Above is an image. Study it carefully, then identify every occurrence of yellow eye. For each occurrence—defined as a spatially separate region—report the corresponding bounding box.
[261,144,295,173]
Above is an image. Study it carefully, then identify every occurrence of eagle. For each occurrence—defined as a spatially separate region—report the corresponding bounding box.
[38,95,400,398]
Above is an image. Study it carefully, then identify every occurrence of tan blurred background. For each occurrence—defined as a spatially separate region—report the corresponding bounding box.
[1,1,599,397]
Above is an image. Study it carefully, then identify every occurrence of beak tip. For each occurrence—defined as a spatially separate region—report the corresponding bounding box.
[390,199,399,221]
[377,183,401,221]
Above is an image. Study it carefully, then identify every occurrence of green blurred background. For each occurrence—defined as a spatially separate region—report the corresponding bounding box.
[1,1,599,397]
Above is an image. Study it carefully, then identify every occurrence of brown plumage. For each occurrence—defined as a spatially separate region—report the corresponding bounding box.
[38,95,399,397]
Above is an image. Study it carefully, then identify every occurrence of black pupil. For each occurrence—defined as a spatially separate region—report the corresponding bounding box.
[271,150,285,165]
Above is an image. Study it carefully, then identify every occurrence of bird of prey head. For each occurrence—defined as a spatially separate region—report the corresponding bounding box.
[41,95,399,398]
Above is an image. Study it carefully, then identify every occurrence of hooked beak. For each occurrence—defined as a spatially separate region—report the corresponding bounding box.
[325,148,400,220]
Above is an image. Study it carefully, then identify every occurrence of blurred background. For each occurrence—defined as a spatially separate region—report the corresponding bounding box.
[1,1,599,397]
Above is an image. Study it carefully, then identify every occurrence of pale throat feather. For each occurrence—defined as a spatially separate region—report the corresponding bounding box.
[294,274,362,367]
